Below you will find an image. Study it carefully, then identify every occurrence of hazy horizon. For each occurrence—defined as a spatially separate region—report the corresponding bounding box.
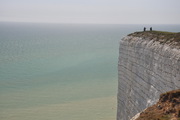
[1,21,180,25]
[0,0,180,24]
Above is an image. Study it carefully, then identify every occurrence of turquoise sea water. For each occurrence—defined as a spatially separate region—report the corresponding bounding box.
[0,23,180,120]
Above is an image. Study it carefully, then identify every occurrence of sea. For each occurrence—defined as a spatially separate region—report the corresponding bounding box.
[0,22,180,120]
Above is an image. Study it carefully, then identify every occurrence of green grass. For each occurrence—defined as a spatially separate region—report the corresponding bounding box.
[160,115,171,120]
[128,31,180,46]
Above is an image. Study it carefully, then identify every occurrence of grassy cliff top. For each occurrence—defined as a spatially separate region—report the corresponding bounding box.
[128,31,180,47]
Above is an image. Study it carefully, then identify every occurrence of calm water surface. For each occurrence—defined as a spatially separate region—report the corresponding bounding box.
[0,23,180,120]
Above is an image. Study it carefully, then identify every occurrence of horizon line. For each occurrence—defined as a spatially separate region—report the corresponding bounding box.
[0,21,180,25]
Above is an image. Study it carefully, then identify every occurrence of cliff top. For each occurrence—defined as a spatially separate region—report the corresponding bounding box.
[135,89,180,120]
[128,31,180,48]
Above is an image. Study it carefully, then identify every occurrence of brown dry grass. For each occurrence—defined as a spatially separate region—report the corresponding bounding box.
[136,89,180,120]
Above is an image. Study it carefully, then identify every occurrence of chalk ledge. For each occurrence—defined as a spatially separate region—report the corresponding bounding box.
[128,31,180,48]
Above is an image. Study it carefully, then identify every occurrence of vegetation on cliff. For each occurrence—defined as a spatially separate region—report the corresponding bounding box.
[128,31,180,48]
[136,89,180,120]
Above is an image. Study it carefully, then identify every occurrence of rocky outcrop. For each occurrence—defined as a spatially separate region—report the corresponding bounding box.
[136,89,180,120]
[117,31,180,120]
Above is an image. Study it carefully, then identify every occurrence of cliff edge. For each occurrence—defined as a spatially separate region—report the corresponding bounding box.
[129,31,180,49]
[117,31,180,120]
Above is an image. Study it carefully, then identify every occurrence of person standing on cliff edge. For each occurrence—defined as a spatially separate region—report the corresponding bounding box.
[150,27,152,31]
[144,27,146,31]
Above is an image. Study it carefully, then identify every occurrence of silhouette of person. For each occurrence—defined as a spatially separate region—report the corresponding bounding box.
[150,27,152,31]
[144,27,146,31]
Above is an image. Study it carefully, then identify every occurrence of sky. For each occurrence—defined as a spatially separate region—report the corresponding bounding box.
[0,0,180,24]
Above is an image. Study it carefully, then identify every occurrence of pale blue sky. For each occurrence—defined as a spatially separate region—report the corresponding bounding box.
[0,0,180,24]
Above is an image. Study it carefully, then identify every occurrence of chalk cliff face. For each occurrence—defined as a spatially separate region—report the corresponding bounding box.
[117,33,180,120]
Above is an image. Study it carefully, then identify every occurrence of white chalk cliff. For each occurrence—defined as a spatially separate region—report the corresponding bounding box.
[117,32,180,120]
